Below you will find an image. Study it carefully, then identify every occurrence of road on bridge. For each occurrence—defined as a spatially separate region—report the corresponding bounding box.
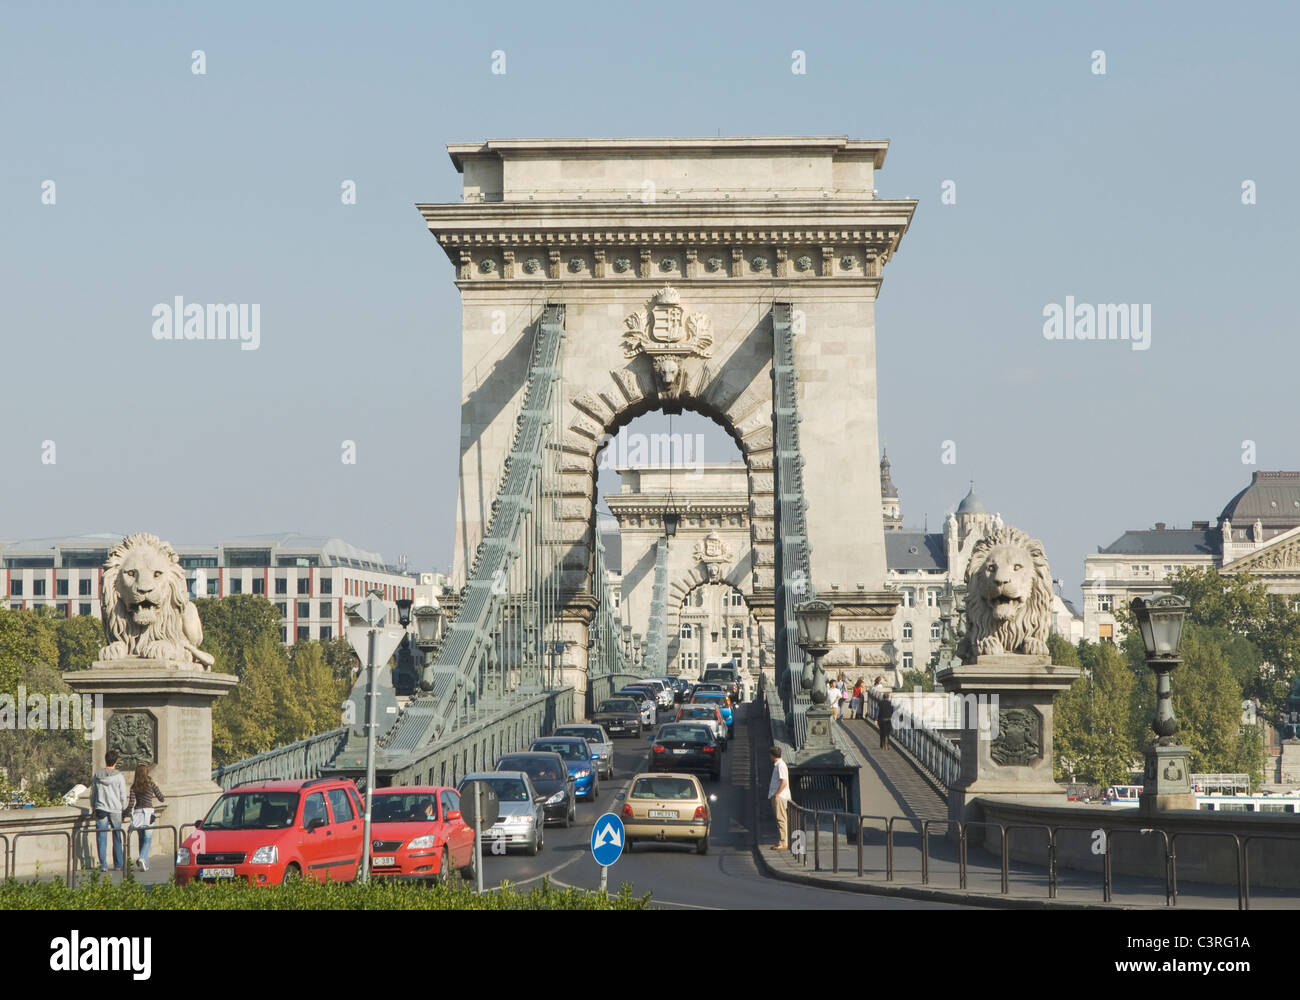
[476,703,973,910]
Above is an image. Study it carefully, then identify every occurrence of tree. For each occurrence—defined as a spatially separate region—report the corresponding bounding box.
[194,596,283,676]
[56,615,104,671]
[1053,640,1137,786]
[287,641,348,740]
[212,634,290,765]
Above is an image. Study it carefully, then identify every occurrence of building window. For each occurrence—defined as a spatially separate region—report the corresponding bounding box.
[930,622,941,640]
[320,625,332,641]
[275,577,288,595]
[694,591,704,607]
[680,651,699,673]
[276,602,288,618]
[1097,593,1113,612]
[902,621,913,639]
[297,601,310,619]
[902,652,913,670]
[1098,624,1114,644]
[612,592,620,608]
[253,578,265,595]
[207,578,219,596]
[56,579,68,597]
[8,580,20,596]
[79,578,92,596]
[319,602,332,618]
[80,603,92,616]
[731,623,743,640]
[230,577,242,594]
[901,589,914,608]
[33,580,46,596]
[731,591,743,607]
[297,626,310,642]
[320,578,332,596]
[297,577,310,595]
[280,627,288,643]
[926,589,937,608]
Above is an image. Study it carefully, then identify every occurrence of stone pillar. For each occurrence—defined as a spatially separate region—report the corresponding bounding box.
[937,653,1080,826]
[64,659,238,860]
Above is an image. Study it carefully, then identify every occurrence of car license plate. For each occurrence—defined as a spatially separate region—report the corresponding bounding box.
[372,856,395,867]
[199,867,235,879]
[648,809,677,819]
[672,748,689,754]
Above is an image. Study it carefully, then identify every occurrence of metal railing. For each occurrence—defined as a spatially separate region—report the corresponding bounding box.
[781,801,1297,909]
[864,688,960,789]
[214,726,349,790]
[11,829,73,884]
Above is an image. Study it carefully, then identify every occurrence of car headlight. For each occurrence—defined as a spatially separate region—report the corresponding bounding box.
[408,835,437,850]
[176,847,192,866]
[249,845,278,865]
[575,769,592,779]
[546,790,567,804]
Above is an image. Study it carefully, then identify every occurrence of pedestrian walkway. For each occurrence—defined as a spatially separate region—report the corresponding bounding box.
[751,705,1300,909]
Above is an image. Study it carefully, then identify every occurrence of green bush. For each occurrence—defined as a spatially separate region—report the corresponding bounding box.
[0,871,650,910]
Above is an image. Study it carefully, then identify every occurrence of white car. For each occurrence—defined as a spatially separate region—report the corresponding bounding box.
[617,689,657,727]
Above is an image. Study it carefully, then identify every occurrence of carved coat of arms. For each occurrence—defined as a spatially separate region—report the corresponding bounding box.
[623,286,713,396]
[693,531,733,582]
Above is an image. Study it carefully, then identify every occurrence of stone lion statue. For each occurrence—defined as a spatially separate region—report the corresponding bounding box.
[99,533,215,669]
[956,525,1053,662]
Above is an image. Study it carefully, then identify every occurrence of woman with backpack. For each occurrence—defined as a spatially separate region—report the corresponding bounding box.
[126,764,166,871]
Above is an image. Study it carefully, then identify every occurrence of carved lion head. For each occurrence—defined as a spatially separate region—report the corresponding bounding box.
[959,525,1053,661]
[100,533,190,660]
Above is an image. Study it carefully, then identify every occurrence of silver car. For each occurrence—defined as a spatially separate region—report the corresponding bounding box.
[457,771,545,857]
[554,724,616,781]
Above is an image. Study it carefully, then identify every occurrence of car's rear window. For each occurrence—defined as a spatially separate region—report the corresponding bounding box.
[694,692,725,701]
[657,725,710,742]
[598,699,637,713]
[498,755,564,782]
[532,740,588,761]
[555,727,601,741]
[631,777,698,800]
[680,707,715,718]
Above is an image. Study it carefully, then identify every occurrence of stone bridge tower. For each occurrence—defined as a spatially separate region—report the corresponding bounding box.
[419,137,915,698]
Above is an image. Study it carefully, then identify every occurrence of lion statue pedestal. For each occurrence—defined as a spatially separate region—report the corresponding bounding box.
[64,658,238,866]
[936,524,1080,827]
[62,534,238,867]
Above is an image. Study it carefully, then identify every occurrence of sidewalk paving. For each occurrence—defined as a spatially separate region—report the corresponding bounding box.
[751,707,1300,910]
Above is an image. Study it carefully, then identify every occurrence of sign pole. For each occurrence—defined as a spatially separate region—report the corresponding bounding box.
[474,785,485,894]
[361,625,377,883]
[600,865,608,893]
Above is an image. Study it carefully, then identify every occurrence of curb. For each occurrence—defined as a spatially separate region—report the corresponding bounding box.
[746,706,1170,911]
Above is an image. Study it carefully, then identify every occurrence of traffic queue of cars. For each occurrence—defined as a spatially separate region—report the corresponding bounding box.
[175,674,741,885]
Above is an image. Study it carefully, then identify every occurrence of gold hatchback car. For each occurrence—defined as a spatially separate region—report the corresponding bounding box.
[620,772,713,854]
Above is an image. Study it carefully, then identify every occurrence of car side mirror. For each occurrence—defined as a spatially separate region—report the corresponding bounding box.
[194,819,203,829]
[446,810,462,822]
[306,816,327,832]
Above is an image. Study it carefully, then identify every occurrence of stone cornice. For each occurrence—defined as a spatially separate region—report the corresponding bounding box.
[419,201,914,254]
[447,136,891,169]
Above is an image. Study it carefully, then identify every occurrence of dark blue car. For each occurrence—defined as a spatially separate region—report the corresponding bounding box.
[530,737,600,801]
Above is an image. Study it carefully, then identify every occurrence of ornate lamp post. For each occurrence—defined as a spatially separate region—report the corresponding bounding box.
[795,598,835,750]
[1130,594,1196,812]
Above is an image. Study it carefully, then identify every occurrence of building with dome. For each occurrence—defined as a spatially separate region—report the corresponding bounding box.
[1083,471,1300,644]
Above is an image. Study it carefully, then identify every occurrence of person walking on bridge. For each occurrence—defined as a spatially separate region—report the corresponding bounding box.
[768,746,791,850]
[878,692,895,751]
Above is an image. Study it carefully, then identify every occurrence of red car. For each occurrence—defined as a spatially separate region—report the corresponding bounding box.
[368,786,476,882]
[176,777,365,886]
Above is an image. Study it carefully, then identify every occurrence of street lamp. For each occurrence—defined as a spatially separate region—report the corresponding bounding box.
[1130,594,1194,811]
[664,512,680,539]
[411,604,444,649]
[794,598,833,705]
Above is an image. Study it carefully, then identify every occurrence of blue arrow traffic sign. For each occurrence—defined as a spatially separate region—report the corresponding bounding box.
[590,812,625,867]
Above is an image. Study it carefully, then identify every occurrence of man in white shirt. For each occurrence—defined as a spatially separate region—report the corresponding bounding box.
[768,746,791,850]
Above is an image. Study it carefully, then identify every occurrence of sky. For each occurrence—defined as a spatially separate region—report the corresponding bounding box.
[2,0,1297,605]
